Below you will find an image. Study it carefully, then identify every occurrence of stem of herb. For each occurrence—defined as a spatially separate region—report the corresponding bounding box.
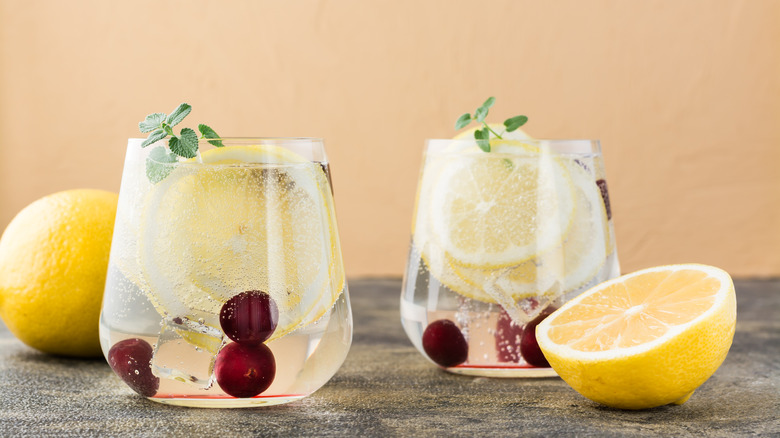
[483,123,503,139]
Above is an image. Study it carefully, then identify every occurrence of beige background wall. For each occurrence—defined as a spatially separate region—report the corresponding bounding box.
[1,0,778,278]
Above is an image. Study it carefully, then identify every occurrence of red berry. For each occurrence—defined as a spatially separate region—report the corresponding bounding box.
[220,290,279,345]
[107,338,159,397]
[215,342,276,398]
[495,310,524,362]
[422,319,468,368]
[520,309,556,367]
[596,179,611,220]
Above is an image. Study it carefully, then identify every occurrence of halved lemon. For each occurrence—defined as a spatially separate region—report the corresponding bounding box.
[139,144,343,342]
[536,264,736,410]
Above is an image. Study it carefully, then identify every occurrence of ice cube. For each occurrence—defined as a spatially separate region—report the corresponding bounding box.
[516,295,556,321]
[151,316,225,389]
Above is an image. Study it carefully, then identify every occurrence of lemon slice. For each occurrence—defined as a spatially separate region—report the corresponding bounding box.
[536,264,736,410]
[493,158,610,296]
[139,144,342,342]
[414,140,573,315]
[416,139,612,318]
[427,142,575,269]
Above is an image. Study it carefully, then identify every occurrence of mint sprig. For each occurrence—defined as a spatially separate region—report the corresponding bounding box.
[198,124,224,148]
[455,97,528,152]
[138,103,223,155]
[146,146,178,184]
[139,103,223,183]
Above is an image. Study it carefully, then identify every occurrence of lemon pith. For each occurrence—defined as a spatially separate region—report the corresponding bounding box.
[536,264,736,410]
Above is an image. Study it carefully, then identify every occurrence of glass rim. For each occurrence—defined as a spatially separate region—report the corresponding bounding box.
[424,138,602,155]
[425,138,601,143]
[127,137,329,166]
[128,136,324,143]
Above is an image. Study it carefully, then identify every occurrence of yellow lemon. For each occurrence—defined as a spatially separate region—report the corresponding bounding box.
[536,264,736,410]
[0,189,118,357]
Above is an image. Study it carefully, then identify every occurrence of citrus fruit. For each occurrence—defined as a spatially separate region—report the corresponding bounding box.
[493,158,611,295]
[0,189,118,357]
[536,264,736,410]
[427,142,575,269]
[138,144,343,342]
[415,138,612,309]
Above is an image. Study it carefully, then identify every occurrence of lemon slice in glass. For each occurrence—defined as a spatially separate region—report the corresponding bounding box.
[427,141,576,269]
[139,144,340,342]
[493,157,610,296]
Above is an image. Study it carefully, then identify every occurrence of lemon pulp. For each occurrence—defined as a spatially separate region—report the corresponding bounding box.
[536,264,736,410]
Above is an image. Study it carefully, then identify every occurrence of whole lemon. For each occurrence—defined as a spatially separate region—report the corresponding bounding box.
[0,189,118,357]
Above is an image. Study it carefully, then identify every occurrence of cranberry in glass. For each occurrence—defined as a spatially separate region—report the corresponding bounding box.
[520,308,556,367]
[422,319,468,368]
[495,310,524,363]
[220,290,279,345]
[215,342,276,398]
[107,338,160,397]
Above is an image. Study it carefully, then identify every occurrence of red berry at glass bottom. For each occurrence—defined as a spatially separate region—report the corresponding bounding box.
[215,342,276,398]
[422,319,468,368]
[495,309,524,363]
[520,309,556,367]
[107,338,160,397]
[220,290,279,346]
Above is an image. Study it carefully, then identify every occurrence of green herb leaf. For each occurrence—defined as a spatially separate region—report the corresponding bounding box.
[146,146,178,183]
[454,97,530,153]
[139,113,166,133]
[141,129,167,148]
[166,103,192,127]
[137,103,224,181]
[474,127,491,152]
[504,115,528,132]
[455,113,472,130]
[474,106,488,123]
[474,97,495,123]
[198,124,224,147]
[168,128,199,158]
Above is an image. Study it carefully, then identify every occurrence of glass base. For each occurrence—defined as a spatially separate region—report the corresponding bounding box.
[147,394,306,408]
[445,366,558,378]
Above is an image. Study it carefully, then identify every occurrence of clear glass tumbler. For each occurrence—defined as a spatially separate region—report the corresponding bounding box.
[401,138,619,377]
[100,138,352,407]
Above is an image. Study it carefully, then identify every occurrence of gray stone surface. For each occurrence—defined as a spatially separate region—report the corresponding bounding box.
[0,278,777,437]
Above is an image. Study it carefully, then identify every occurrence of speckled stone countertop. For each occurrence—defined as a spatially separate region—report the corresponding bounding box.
[0,278,778,437]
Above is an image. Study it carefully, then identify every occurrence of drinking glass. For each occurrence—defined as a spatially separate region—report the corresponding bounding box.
[401,138,619,377]
[100,138,352,407]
